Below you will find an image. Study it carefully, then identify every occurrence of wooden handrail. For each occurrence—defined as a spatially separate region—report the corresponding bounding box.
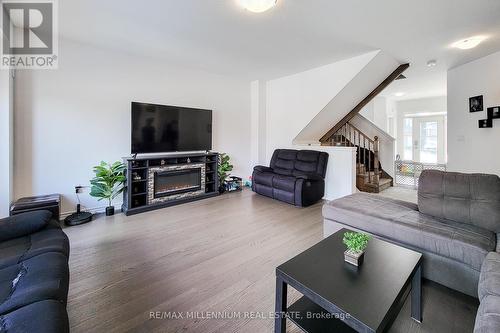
[319,63,410,143]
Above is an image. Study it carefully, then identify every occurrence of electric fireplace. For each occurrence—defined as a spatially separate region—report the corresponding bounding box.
[154,168,202,198]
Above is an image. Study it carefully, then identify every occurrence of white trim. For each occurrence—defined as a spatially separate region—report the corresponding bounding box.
[59,202,123,221]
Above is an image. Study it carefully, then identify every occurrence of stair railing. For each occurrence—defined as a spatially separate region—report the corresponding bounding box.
[325,122,380,186]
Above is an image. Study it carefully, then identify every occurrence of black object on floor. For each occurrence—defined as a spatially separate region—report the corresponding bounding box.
[64,204,92,226]
[10,194,61,221]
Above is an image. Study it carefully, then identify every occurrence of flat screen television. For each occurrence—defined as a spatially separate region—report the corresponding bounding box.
[131,102,212,154]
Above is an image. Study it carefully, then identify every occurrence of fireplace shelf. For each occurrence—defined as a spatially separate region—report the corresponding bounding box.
[122,152,219,216]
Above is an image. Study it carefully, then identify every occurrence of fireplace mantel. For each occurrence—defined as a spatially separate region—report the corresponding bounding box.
[122,152,219,216]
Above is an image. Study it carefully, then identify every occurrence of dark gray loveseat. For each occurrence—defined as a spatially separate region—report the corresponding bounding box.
[323,170,500,298]
[252,149,328,207]
[0,210,70,332]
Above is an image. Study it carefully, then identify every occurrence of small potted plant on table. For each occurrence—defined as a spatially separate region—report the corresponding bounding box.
[90,161,126,216]
[343,232,371,266]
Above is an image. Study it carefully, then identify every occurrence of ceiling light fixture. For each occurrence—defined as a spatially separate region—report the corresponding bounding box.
[451,36,487,50]
[427,60,437,67]
[238,0,277,13]
[394,92,406,97]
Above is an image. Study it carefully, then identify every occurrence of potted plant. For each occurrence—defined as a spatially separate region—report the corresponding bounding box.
[89,161,126,216]
[218,153,233,194]
[343,232,371,266]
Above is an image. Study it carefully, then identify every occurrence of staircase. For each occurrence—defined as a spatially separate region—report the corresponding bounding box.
[325,122,393,193]
[316,63,408,193]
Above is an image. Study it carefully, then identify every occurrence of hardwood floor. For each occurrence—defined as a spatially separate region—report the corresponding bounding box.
[65,189,477,333]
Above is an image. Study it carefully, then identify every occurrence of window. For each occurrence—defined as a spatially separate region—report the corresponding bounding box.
[419,121,438,163]
[403,118,412,160]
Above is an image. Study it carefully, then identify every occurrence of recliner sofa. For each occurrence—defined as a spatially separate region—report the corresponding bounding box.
[0,210,70,333]
[252,149,328,207]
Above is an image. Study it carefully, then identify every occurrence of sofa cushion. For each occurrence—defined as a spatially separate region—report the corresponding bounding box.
[418,170,500,232]
[0,211,52,242]
[323,193,496,271]
[272,175,296,192]
[0,228,69,270]
[295,150,323,175]
[269,149,329,178]
[273,189,295,205]
[252,184,273,198]
[0,252,69,314]
[270,149,296,176]
[479,252,500,301]
[474,295,500,333]
[0,300,69,333]
[252,170,274,187]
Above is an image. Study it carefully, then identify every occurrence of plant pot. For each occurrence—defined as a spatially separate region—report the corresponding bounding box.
[105,206,115,216]
[218,185,226,194]
[344,250,364,266]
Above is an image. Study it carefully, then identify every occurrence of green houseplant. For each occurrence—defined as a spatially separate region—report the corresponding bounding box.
[218,153,233,193]
[343,232,371,266]
[89,161,126,216]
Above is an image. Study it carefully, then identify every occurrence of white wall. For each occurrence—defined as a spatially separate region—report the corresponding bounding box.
[359,96,391,132]
[292,145,357,201]
[0,69,14,218]
[294,51,400,143]
[448,51,500,175]
[265,52,378,161]
[395,96,447,163]
[14,39,252,215]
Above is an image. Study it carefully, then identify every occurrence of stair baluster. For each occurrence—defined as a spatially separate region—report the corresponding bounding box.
[322,121,390,193]
[373,136,380,185]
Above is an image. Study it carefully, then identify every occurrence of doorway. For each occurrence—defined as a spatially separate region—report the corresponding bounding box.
[402,115,446,164]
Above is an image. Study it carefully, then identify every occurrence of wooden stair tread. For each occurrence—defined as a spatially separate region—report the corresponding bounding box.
[363,178,392,186]
[357,177,393,193]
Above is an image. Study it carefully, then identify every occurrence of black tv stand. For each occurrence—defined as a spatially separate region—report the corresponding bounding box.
[122,152,219,216]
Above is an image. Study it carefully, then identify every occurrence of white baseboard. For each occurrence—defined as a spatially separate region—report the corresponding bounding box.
[59,202,124,220]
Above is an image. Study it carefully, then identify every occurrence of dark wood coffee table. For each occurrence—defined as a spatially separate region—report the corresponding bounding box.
[275,228,422,333]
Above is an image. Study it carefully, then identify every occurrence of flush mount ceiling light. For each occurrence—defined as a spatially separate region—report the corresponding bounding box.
[427,60,437,67]
[394,92,406,97]
[452,36,487,50]
[238,0,277,13]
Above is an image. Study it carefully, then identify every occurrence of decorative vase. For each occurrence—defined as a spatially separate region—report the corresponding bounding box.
[344,250,365,266]
[105,206,115,216]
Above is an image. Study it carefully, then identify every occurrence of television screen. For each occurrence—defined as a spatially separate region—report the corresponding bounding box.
[131,102,212,154]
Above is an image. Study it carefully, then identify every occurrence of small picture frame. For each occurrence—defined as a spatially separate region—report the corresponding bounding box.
[469,95,484,112]
[487,106,500,119]
[479,119,492,128]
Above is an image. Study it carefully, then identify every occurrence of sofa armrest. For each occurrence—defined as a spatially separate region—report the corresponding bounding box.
[0,210,52,242]
[253,165,273,173]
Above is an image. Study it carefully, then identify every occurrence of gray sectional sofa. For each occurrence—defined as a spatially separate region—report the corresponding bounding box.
[476,252,500,332]
[323,170,500,331]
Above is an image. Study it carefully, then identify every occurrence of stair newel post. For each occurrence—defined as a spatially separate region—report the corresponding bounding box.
[374,136,380,185]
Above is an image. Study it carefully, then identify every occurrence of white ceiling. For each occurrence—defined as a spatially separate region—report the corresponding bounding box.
[60,0,500,98]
